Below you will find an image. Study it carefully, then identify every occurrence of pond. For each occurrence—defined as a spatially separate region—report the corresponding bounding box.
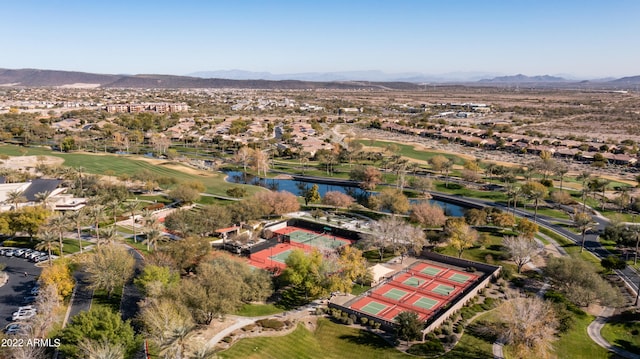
[224,171,467,217]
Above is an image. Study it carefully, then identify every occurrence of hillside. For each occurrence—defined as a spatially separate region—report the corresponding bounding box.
[0,68,422,90]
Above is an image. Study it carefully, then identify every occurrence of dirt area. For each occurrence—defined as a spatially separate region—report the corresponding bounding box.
[0,155,63,172]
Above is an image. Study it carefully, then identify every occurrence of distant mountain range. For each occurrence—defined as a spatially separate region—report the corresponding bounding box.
[187,70,504,83]
[0,68,639,89]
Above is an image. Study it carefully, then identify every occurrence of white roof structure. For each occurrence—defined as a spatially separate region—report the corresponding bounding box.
[370,263,396,286]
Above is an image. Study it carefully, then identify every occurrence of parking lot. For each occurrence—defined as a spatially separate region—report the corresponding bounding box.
[0,254,42,330]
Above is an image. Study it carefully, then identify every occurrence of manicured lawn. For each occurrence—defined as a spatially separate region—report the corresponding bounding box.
[351,284,371,296]
[434,183,508,202]
[137,194,172,204]
[439,228,509,265]
[538,227,604,271]
[355,139,467,165]
[440,308,496,358]
[600,311,640,355]
[123,236,151,256]
[234,303,284,317]
[520,206,572,220]
[1,236,91,255]
[552,314,611,359]
[0,145,261,196]
[61,238,93,255]
[91,288,122,313]
[218,318,410,359]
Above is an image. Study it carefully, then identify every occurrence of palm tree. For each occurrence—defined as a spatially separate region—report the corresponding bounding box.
[36,230,57,266]
[577,171,592,212]
[89,205,106,243]
[124,200,140,243]
[522,182,548,223]
[6,189,26,211]
[75,166,85,193]
[143,225,163,252]
[554,163,569,190]
[442,160,453,188]
[48,213,70,258]
[97,226,121,246]
[34,190,53,210]
[573,211,592,253]
[69,210,87,254]
[160,324,196,359]
[107,198,120,224]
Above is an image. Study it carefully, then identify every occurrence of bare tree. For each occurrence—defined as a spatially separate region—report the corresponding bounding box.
[361,216,423,262]
[409,201,447,227]
[77,339,126,359]
[502,235,543,273]
[498,294,558,359]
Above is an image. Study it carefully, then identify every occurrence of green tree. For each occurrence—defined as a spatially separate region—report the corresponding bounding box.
[516,218,539,239]
[83,244,135,299]
[281,249,331,304]
[371,188,409,214]
[446,218,478,258]
[168,186,201,204]
[302,184,321,206]
[545,256,624,307]
[59,306,139,359]
[179,256,272,324]
[10,205,51,239]
[395,311,423,344]
[336,246,371,292]
[60,136,76,152]
[601,255,626,273]
[160,236,211,274]
[134,264,180,297]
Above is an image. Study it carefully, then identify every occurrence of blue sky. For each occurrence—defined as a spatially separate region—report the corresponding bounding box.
[2,0,638,78]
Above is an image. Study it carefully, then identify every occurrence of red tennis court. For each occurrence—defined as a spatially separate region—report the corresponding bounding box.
[248,225,353,271]
[348,261,479,322]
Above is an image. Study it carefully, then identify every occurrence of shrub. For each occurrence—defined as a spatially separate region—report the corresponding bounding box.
[314,307,325,316]
[222,336,233,343]
[539,179,553,187]
[256,319,285,330]
[372,322,381,329]
[241,324,256,332]
[465,266,476,273]
[360,317,369,326]
[226,187,247,198]
[349,314,357,323]
[143,203,165,211]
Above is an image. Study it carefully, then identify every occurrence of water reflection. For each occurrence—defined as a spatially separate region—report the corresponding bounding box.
[224,171,465,217]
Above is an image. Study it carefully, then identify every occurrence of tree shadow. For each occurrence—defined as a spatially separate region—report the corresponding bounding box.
[338,331,396,350]
[613,340,640,356]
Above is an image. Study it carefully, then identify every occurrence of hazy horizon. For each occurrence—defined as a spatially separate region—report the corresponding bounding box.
[2,1,639,79]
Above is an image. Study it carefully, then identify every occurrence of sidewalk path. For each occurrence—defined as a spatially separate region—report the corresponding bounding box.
[587,307,640,359]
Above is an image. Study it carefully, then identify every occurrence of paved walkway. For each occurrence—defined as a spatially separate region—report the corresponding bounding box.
[587,307,640,359]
